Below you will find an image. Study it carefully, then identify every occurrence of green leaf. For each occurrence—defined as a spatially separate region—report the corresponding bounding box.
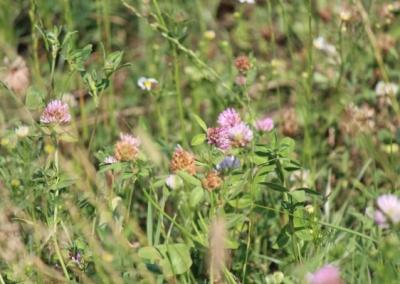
[25,88,45,110]
[191,113,208,132]
[228,195,252,209]
[278,137,295,156]
[191,133,206,146]
[177,171,201,187]
[138,243,192,277]
[189,186,204,207]
[274,226,290,249]
[260,182,288,193]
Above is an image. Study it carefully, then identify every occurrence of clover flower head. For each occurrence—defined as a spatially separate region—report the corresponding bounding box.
[138,77,158,91]
[165,174,183,190]
[15,125,29,138]
[104,156,118,164]
[207,127,231,150]
[313,36,338,56]
[238,0,255,4]
[217,108,241,127]
[375,81,399,97]
[40,100,71,124]
[228,122,253,147]
[114,133,141,162]
[255,117,274,132]
[307,265,342,284]
[170,145,196,175]
[374,194,400,228]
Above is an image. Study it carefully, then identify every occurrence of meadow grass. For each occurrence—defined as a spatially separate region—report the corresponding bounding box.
[0,0,400,283]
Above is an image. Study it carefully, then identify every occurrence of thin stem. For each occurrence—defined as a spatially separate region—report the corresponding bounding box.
[241,219,252,283]
[0,272,6,284]
[173,46,186,145]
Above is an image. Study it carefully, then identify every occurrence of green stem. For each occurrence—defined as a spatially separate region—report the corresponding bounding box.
[0,272,6,284]
[173,46,186,145]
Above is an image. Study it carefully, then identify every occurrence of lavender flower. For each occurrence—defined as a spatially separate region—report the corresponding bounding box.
[215,156,240,171]
[217,108,241,127]
[255,117,274,132]
[228,122,253,147]
[374,194,400,228]
[138,77,158,91]
[307,265,342,284]
[40,100,71,124]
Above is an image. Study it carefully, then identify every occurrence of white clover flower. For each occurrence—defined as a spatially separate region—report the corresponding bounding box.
[104,156,118,164]
[375,81,399,97]
[313,36,338,57]
[137,77,158,91]
[165,174,183,190]
[15,125,29,138]
[238,0,255,3]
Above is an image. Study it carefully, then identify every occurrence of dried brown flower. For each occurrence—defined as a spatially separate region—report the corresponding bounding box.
[170,147,196,175]
[202,171,222,192]
[339,103,375,136]
[281,107,299,137]
[114,134,141,161]
[234,55,251,73]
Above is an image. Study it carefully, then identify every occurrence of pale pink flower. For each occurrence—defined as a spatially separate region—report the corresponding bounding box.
[374,194,400,228]
[228,122,253,147]
[40,100,71,124]
[255,117,274,132]
[2,56,30,94]
[307,265,342,284]
[217,108,241,127]
[104,156,118,164]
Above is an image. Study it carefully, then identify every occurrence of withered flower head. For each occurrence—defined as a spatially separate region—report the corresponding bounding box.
[234,55,251,73]
[114,133,141,162]
[202,171,222,192]
[170,146,196,175]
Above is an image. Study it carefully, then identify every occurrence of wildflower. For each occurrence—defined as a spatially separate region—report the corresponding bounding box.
[228,122,253,147]
[204,30,216,40]
[375,81,398,97]
[234,75,247,86]
[202,171,222,192]
[170,146,196,175]
[215,156,240,171]
[104,156,118,164]
[207,127,231,150]
[114,133,141,162]
[234,55,251,73]
[339,103,375,136]
[165,174,183,190]
[282,107,299,137]
[137,77,158,91]
[40,100,71,124]
[1,56,30,94]
[217,108,241,127]
[255,117,274,132]
[313,37,338,57]
[307,265,342,284]
[374,194,400,228]
[15,125,29,138]
[238,0,255,4]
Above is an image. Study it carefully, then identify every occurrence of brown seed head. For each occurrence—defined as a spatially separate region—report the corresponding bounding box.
[170,147,196,175]
[202,171,222,192]
[234,55,251,73]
